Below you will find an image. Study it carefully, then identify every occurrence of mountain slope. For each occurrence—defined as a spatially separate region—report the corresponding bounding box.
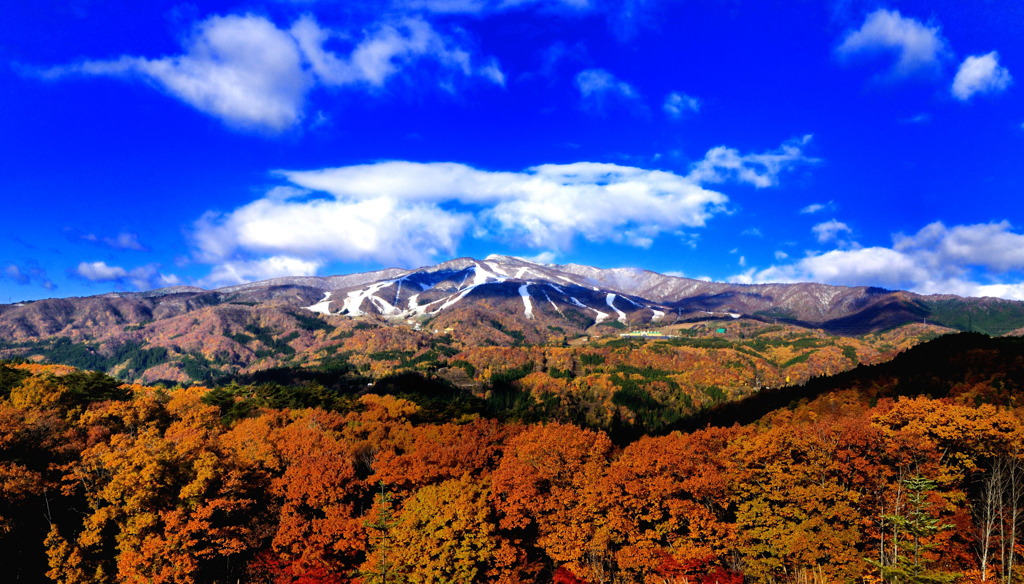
[294,254,1024,336]
[2,255,1024,383]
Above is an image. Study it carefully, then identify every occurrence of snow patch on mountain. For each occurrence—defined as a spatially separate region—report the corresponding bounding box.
[473,263,505,286]
[547,284,607,325]
[606,294,627,323]
[368,293,401,315]
[437,285,478,312]
[393,280,403,306]
[342,281,394,316]
[485,261,510,277]
[519,284,534,319]
[542,289,564,316]
[306,292,333,315]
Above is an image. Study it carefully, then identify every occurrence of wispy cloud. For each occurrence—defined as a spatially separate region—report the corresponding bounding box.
[4,264,55,290]
[36,13,502,132]
[899,113,931,124]
[800,201,833,214]
[952,52,1012,101]
[686,135,817,188]
[82,231,147,251]
[812,219,852,243]
[574,68,643,114]
[74,261,179,291]
[537,42,589,80]
[836,9,949,79]
[290,15,504,89]
[663,91,700,120]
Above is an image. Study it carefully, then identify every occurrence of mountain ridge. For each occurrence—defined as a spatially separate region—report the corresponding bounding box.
[4,255,1024,335]
[2,255,1024,384]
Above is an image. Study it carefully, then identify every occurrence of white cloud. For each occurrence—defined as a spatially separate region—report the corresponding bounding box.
[290,15,502,89]
[952,52,1012,101]
[574,68,641,113]
[107,232,146,251]
[75,261,179,291]
[192,156,754,277]
[51,15,313,131]
[83,231,147,251]
[836,9,949,78]
[192,136,810,283]
[971,283,1024,302]
[663,91,700,119]
[686,134,816,188]
[203,256,324,287]
[812,219,853,243]
[733,221,1024,300]
[800,201,833,214]
[523,251,558,264]
[40,13,501,132]
[762,247,927,288]
[891,221,1024,272]
[478,60,506,86]
[156,274,183,287]
[76,261,129,282]
[194,194,471,267]
[274,161,729,252]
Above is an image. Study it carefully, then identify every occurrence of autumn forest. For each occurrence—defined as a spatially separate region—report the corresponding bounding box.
[0,328,1023,584]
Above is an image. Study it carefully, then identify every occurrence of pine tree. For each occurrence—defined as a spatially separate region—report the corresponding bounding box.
[871,475,959,584]
[363,481,399,584]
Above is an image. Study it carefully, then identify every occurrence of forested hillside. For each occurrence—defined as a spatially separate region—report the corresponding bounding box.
[2,332,1024,584]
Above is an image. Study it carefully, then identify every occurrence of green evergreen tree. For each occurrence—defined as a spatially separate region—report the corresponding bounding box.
[870,475,959,584]
[363,481,400,584]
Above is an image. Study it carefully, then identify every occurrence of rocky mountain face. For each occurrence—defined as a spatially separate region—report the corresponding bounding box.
[1,254,1022,383]
[271,254,1024,335]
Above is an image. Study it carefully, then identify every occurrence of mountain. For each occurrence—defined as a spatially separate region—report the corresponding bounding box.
[2,254,1024,383]
[263,254,1024,336]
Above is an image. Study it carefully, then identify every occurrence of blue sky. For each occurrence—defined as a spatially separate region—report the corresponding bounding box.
[2,0,1023,302]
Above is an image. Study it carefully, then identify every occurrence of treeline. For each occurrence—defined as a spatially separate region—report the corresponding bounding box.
[1,352,1024,584]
